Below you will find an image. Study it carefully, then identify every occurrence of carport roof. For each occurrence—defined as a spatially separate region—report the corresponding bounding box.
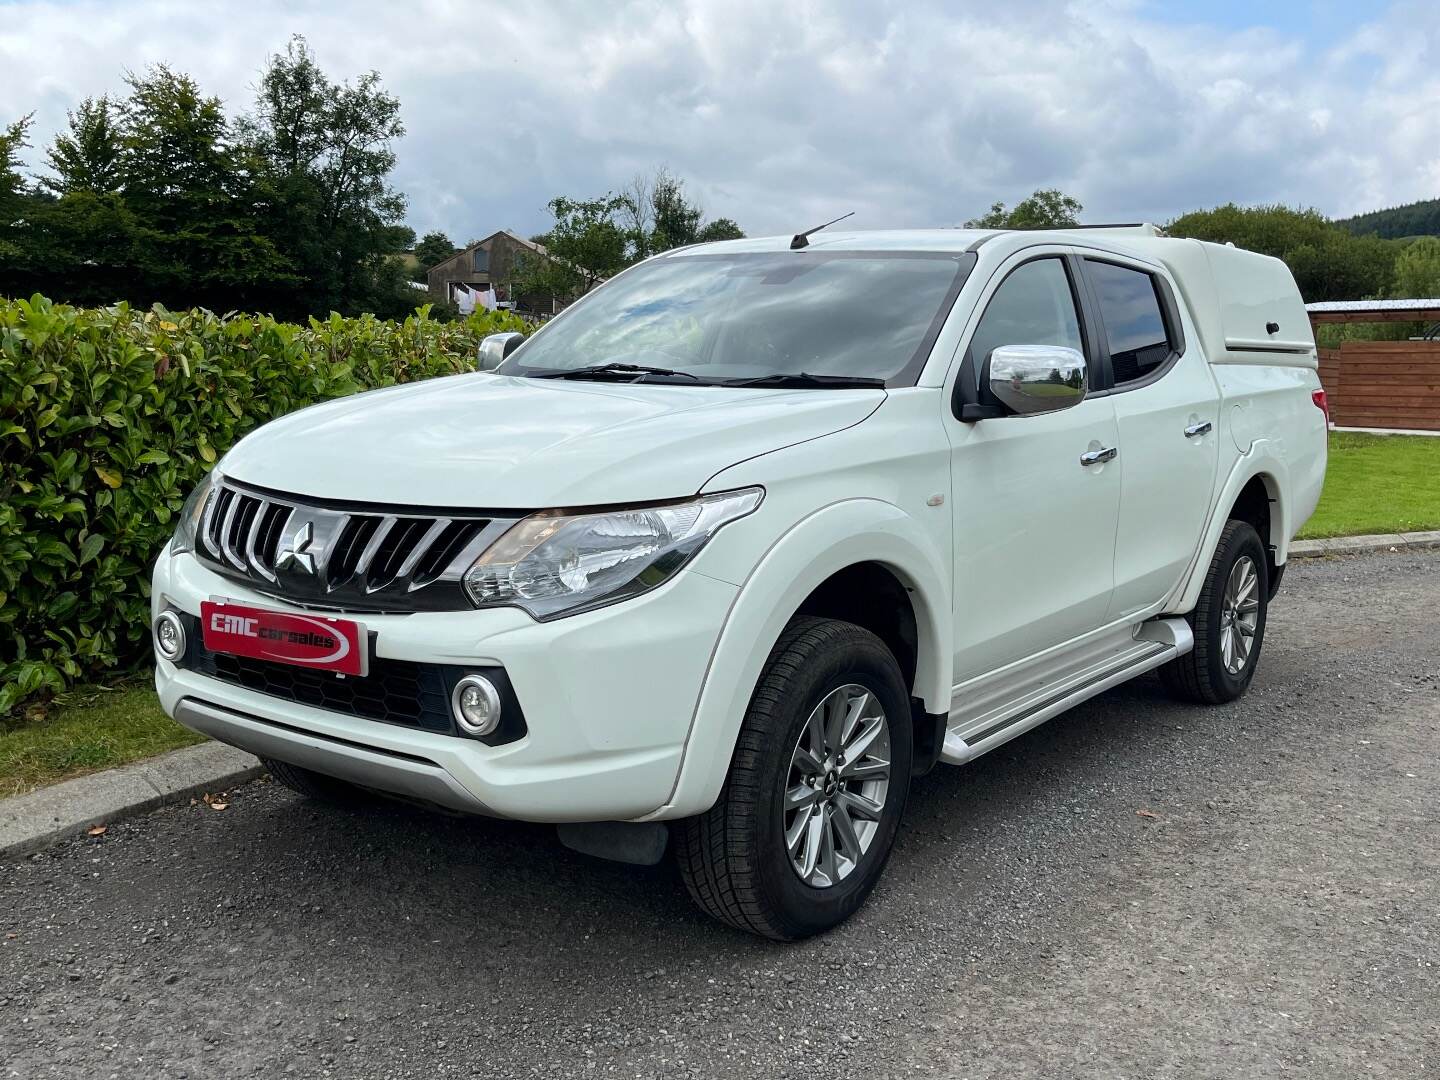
[1307,299,1440,323]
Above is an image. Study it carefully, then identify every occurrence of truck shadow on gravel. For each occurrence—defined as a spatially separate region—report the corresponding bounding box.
[217,661,1292,967]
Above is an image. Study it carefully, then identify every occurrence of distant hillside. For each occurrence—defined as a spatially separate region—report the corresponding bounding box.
[1337,198,1440,239]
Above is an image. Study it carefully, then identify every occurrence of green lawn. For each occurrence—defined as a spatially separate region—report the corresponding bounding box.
[1298,432,1440,540]
[0,681,201,799]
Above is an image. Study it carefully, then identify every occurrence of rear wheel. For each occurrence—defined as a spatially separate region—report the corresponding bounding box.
[674,617,912,940]
[1160,520,1269,704]
[262,758,372,806]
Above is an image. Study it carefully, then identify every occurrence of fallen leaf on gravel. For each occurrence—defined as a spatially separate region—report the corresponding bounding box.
[4,932,17,940]
[1136,809,1160,819]
[209,800,228,811]
[87,825,107,836]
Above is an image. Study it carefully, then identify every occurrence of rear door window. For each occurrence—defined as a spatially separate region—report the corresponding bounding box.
[1086,260,1172,386]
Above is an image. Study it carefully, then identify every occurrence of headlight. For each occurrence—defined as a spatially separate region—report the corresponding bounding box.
[463,487,763,619]
[170,471,217,555]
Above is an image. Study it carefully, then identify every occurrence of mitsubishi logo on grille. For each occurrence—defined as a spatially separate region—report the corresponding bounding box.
[276,521,317,576]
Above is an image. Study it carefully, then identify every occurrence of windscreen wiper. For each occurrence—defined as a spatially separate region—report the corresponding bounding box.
[722,371,886,389]
[534,362,699,381]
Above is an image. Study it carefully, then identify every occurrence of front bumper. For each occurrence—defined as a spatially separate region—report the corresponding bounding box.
[152,548,737,822]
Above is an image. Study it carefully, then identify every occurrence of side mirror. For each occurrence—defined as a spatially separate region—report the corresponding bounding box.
[477,332,525,372]
[987,344,1087,416]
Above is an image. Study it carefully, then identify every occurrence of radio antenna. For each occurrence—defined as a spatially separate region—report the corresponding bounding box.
[790,211,855,250]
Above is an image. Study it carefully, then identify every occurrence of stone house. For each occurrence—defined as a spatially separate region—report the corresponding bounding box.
[425,230,571,316]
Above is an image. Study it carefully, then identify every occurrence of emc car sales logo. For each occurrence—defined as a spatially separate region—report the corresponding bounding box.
[199,601,366,675]
[208,610,338,650]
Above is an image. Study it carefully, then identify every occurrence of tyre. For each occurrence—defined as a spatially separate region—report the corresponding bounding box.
[674,617,913,940]
[262,757,372,806]
[1160,520,1269,705]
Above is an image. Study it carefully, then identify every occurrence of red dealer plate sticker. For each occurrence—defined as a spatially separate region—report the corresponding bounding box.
[200,601,367,677]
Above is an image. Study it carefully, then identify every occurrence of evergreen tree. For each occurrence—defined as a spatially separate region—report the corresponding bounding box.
[42,97,124,195]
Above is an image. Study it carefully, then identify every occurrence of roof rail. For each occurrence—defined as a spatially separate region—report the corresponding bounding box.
[1010,222,1165,235]
[967,222,1165,251]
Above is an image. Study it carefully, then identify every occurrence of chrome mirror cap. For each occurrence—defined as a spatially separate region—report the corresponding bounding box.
[477,332,525,372]
[987,344,1087,416]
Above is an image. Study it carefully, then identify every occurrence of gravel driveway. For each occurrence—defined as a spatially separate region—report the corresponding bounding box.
[2,549,1437,1079]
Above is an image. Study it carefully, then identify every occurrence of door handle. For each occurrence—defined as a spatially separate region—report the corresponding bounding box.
[1184,421,1213,438]
[1079,446,1117,467]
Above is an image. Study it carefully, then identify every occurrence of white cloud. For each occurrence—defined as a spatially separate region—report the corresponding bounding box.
[1,0,1437,241]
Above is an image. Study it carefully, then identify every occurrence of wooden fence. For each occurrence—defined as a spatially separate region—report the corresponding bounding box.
[1314,340,1440,431]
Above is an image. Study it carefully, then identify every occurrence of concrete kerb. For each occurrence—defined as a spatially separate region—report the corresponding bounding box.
[0,741,262,860]
[1289,530,1440,559]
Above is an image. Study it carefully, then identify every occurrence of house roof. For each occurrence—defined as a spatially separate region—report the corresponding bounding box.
[426,230,553,278]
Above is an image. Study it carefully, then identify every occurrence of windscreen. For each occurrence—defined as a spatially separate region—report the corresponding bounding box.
[504,251,974,386]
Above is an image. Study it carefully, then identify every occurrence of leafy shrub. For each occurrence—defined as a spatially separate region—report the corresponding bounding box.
[0,295,529,712]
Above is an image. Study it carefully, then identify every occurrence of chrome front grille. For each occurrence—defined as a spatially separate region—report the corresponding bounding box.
[195,480,514,611]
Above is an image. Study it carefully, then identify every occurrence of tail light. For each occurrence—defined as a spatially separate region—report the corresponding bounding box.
[1312,389,1329,423]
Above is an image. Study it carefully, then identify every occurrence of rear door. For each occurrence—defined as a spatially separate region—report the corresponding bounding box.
[1078,255,1220,620]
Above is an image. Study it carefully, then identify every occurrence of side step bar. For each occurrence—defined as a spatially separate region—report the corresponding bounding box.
[940,617,1192,766]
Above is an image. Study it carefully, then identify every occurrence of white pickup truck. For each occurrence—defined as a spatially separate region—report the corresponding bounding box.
[152,224,1327,939]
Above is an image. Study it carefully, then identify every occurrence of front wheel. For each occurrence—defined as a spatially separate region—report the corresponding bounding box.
[674,617,912,940]
[1160,519,1269,704]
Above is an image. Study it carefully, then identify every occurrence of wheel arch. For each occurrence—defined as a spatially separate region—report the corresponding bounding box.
[1169,447,1290,615]
[650,499,952,820]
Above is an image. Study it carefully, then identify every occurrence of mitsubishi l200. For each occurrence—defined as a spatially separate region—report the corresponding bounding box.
[152,225,1327,939]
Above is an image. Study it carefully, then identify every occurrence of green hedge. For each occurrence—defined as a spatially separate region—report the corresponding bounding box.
[0,295,529,713]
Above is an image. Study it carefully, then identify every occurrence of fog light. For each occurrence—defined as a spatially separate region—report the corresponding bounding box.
[154,611,186,661]
[451,674,502,736]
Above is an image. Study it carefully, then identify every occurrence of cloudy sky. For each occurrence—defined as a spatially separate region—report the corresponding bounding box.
[2,0,1437,242]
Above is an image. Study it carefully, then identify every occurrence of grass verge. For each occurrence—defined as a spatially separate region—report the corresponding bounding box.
[0,680,202,799]
[1298,432,1440,539]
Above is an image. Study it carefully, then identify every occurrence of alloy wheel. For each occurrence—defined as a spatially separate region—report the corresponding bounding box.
[1219,555,1261,675]
[783,683,892,888]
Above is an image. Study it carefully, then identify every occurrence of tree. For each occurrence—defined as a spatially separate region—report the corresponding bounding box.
[113,65,289,308]
[519,194,632,297]
[1166,203,1397,301]
[966,189,1082,229]
[13,190,144,306]
[42,97,124,195]
[119,67,238,216]
[624,167,745,258]
[1338,198,1440,241]
[1390,237,1440,299]
[242,36,408,315]
[2,43,415,317]
[697,217,745,243]
[413,230,456,274]
[0,115,32,266]
[1,114,33,206]
[649,169,704,252]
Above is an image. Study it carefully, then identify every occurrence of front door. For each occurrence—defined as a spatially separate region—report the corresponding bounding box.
[945,252,1123,684]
